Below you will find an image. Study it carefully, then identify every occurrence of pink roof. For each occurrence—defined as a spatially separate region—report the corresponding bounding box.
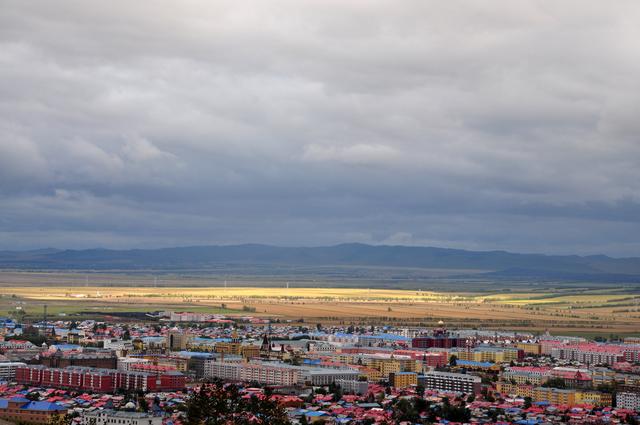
[507,366,551,373]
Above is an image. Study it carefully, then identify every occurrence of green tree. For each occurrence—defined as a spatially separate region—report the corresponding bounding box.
[185,381,290,425]
[449,355,458,367]
[49,411,71,425]
[392,398,419,423]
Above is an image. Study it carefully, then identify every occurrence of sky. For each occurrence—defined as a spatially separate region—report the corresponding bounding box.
[1,1,639,256]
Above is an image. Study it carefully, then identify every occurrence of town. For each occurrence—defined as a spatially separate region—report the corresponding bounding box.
[1,312,639,424]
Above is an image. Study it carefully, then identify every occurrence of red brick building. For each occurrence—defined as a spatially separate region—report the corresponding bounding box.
[16,365,186,392]
[40,351,118,369]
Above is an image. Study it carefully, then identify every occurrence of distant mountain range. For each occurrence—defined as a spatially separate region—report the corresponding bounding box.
[1,243,640,282]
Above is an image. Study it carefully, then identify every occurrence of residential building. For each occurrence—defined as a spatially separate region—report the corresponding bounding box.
[0,362,27,381]
[0,397,66,424]
[81,409,163,425]
[419,371,481,394]
[390,372,418,388]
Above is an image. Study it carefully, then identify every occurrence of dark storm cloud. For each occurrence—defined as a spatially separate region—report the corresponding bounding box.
[1,1,639,255]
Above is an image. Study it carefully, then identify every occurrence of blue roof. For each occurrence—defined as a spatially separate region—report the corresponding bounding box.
[305,411,328,417]
[141,336,165,342]
[23,401,66,411]
[0,399,65,411]
[362,333,410,341]
[177,351,214,358]
[456,360,495,368]
[192,337,216,343]
[51,344,81,350]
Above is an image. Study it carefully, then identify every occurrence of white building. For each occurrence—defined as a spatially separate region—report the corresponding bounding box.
[117,357,150,371]
[419,371,482,394]
[103,339,134,354]
[335,379,369,395]
[617,391,640,411]
[82,410,162,425]
[203,360,359,386]
[0,362,27,381]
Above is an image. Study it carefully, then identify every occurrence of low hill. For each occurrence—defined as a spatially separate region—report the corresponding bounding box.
[1,244,639,282]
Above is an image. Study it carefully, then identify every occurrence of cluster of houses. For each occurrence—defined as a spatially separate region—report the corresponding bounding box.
[1,315,639,424]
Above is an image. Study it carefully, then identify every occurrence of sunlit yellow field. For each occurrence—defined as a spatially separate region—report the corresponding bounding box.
[2,283,639,336]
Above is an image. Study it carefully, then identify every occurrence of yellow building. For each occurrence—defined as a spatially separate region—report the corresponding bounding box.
[390,372,418,388]
[356,366,382,382]
[497,382,611,407]
[589,368,615,387]
[575,391,612,407]
[517,342,542,356]
[368,358,401,377]
[622,374,640,387]
[241,345,261,360]
[212,330,243,355]
[534,387,576,406]
[496,382,535,399]
[456,348,519,363]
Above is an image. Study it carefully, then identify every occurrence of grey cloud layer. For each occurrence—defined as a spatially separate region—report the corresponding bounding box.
[1,1,639,255]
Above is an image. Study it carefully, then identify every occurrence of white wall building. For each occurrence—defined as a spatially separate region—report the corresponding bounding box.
[617,391,640,411]
[82,410,162,425]
[0,362,27,381]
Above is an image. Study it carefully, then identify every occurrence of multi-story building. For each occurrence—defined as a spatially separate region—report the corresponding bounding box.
[419,371,481,394]
[517,342,542,356]
[358,334,411,347]
[390,372,418,388]
[0,397,67,424]
[550,344,624,366]
[335,379,369,395]
[394,350,448,368]
[454,346,521,363]
[315,352,421,377]
[300,366,360,386]
[497,382,611,407]
[412,335,466,349]
[204,360,242,381]
[622,345,640,363]
[617,390,640,411]
[575,391,613,407]
[496,382,535,399]
[550,367,592,388]
[102,339,134,356]
[502,366,551,385]
[15,365,186,392]
[167,330,190,351]
[117,357,151,372]
[81,410,163,425]
[40,351,118,369]
[203,360,359,386]
[0,340,36,351]
[241,345,261,360]
[0,362,27,381]
[534,387,576,406]
[589,367,616,386]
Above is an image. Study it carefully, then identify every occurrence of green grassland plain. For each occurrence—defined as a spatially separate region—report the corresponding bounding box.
[1,271,639,337]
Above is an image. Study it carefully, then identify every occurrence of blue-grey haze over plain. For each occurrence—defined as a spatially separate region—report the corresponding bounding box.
[1,1,639,256]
